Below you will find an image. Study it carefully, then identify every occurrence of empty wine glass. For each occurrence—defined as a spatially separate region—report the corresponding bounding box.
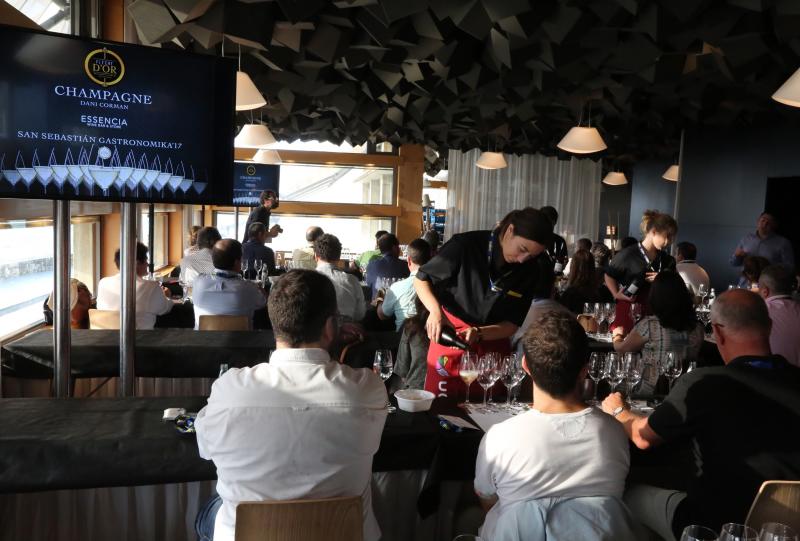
[630,303,643,324]
[241,259,250,278]
[373,349,395,412]
[679,525,718,541]
[760,522,799,541]
[605,303,616,336]
[458,352,479,407]
[664,351,683,390]
[500,355,517,408]
[254,258,263,279]
[605,353,624,392]
[623,352,643,401]
[588,352,605,404]
[718,523,758,541]
[697,283,708,306]
[477,354,499,409]
[583,302,592,315]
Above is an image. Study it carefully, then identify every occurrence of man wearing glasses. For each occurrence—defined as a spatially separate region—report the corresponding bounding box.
[602,289,800,540]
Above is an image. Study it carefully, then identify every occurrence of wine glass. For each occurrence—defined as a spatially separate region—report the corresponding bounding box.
[179,279,189,302]
[588,352,605,405]
[458,352,479,408]
[697,283,708,306]
[664,351,683,390]
[594,303,606,334]
[241,259,250,278]
[630,303,642,324]
[373,350,395,412]
[254,258,263,280]
[583,302,592,316]
[679,525,718,541]
[623,352,643,401]
[604,353,624,392]
[605,303,616,337]
[718,523,759,541]
[760,522,799,541]
[477,354,498,409]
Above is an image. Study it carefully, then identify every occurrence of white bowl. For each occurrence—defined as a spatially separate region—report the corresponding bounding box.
[394,389,435,413]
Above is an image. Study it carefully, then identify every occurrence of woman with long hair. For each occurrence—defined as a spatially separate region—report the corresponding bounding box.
[605,210,678,331]
[414,207,553,401]
[613,271,703,394]
[559,249,603,314]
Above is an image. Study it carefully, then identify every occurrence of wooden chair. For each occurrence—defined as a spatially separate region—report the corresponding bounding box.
[198,315,250,331]
[88,309,120,330]
[746,481,800,533]
[235,496,363,541]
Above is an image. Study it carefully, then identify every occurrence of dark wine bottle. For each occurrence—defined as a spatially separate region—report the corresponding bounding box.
[622,273,645,298]
[438,325,469,350]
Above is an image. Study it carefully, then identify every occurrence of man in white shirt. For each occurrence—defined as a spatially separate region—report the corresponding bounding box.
[377,238,431,331]
[96,242,174,329]
[180,226,222,285]
[191,239,266,329]
[475,311,630,540]
[291,226,324,270]
[194,269,388,541]
[676,241,710,299]
[314,233,366,322]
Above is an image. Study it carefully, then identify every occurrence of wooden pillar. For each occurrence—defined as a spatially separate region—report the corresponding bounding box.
[396,144,424,243]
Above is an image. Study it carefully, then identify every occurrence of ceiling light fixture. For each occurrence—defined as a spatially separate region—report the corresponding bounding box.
[234,123,276,148]
[662,164,680,182]
[252,149,282,165]
[602,171,628,185]
[235,44,266,111]
[475,151,507,169]
[557,103,607,154]
[772,68,800,107]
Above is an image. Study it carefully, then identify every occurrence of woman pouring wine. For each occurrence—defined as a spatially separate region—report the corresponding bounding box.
[414,207,554,401]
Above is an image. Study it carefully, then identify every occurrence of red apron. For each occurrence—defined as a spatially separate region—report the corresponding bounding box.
[612,286,653,333]
[423,308,511,403]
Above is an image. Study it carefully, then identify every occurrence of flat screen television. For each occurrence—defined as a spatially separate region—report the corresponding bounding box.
[232,162,280,206]
[0,24,235,204]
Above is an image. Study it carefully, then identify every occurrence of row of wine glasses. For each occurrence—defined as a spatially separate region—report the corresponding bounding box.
[459,352,526,411]
[376,277,402,291]
[681,522,798,541]
[241,259,266,281]
[588,352,643,403]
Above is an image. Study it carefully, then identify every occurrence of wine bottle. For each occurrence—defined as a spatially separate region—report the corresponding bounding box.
[622,273,645,298]
[438,325,469,350]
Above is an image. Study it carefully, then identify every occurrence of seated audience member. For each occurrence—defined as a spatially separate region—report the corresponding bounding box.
[562,237,593,276]
[377,238,431,331]
[180,226,222,285]
[422,230,440,256]
[184,225,202,256]
[560,249,606,315]
[740,255,770,289]
[590,242,615,301]
[291,226,324,270]
[191,239,266,329]
[676,241,710,300]
[357,230,389,271]
[620,236,638,250]
[366,233,410,297]
[758,265,800,367]
[603,289,800,540]
[97,242,173,329]
[241,222,276,278]
[395,298,429,390]
[612,271,703,395]
[195,270,388,541]
[315,233,366,322]
[512,264,571,356]
[476,312,632,540]
[45,278,93,328]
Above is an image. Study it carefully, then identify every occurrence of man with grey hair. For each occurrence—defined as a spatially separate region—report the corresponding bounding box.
[758,264,800,367]
[601,289,800,539]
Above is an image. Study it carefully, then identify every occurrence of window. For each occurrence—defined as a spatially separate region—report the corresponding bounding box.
[270,139,367,153]
[280,163,395,204]
[5,0,71,33]
[0,217,99,339]
[215,212,393,258]
[139,212,168,270]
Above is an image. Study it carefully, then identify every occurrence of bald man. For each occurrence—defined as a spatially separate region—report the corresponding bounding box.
[602,289,800,540]
[291,226,324,270]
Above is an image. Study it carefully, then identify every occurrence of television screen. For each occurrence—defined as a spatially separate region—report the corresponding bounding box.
[0,24,235,204]
[232,162,280,206]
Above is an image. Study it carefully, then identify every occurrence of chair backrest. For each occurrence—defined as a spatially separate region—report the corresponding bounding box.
[746,480,800,533]
[88,309,120,330]
[198,315,250,331]
[577,314,598,333]
[235,496,363,541]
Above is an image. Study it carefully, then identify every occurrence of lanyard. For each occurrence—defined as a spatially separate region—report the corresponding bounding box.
[215,270,241,279]
[486,230,521,297]
[637,242,661,273]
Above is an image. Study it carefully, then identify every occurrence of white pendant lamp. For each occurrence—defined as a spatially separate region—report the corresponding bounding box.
[234,124,276,148]
[475,151,507,169]
[253,149,282,165]
[602,171,628,185]
[662,164,680,182]
[236,71,266,111]
[557,126,607,154]
[772,67,800,107]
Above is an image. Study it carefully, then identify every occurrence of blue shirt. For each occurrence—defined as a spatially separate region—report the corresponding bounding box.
[730,232,794,267]
[366,254,409,297]
[379,271,418,331]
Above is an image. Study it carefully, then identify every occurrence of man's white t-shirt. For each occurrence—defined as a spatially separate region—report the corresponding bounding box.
[96,274,173,329]
[475,407,630,538]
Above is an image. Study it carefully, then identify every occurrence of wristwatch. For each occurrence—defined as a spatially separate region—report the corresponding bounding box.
[612,406,625,418]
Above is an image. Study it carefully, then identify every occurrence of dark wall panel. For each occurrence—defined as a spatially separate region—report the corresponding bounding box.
[599,182,632,242]
[629,160,677,240]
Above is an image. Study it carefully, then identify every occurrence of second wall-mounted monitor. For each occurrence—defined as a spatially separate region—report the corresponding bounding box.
[232,162,280,206]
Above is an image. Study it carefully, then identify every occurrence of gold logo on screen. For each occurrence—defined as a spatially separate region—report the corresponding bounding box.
[84,48,125,87]
[246,165,257,176]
